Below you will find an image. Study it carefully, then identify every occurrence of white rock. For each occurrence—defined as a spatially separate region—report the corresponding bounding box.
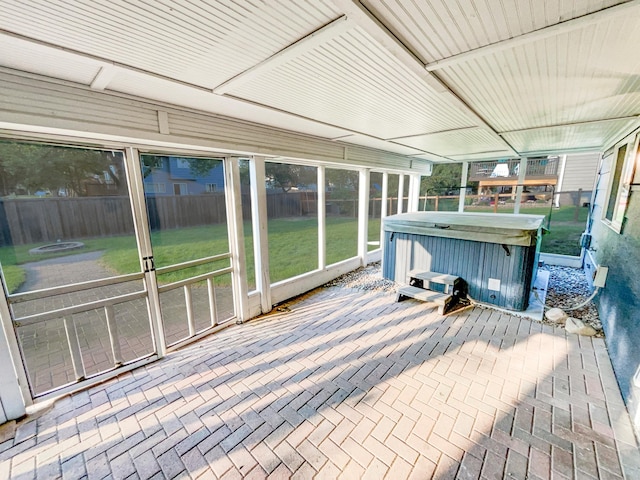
[545,307,568,324]
[565,317,597,336]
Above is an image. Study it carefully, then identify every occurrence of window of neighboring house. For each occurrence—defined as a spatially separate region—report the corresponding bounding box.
[176,158,190,169]
[146,183,166,194]
[603,134,639,232]
[173,183,187,195]
[205,183,217,193]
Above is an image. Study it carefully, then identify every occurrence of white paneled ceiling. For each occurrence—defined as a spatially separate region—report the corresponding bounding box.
[1,0,640,163]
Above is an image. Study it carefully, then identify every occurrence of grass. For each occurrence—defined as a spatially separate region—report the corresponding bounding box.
[0,205,589,294]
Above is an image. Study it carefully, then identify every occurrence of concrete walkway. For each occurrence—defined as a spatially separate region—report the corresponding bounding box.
[1,286,639,479]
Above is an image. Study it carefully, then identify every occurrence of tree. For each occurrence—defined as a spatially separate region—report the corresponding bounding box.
[420,163,464,195]
[265,163,316,193]
[0,141,126,196]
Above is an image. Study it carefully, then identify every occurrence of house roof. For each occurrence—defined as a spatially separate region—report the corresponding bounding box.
[1,0,639,163]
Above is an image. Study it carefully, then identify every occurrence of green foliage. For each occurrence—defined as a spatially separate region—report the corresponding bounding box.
[265,163,316,192]
[0,141,126,196]
[420,163,464,195]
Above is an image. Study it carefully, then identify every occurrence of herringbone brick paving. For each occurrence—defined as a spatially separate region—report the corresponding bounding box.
[1,286,639,479]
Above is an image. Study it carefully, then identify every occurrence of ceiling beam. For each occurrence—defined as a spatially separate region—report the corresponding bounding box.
[498,116,639,135]
[90,64,118,90]
[426,0,640,71]
[330,0,518,157]
[387,126,479,141]
[213,15,352,95]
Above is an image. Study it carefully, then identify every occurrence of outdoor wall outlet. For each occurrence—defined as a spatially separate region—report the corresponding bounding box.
[488,278,501,291]
[593,266,608,288]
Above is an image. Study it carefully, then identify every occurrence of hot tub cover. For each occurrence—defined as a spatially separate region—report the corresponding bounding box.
[383,212,545,247]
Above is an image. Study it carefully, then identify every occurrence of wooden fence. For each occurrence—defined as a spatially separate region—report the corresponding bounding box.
[0,193,402,247]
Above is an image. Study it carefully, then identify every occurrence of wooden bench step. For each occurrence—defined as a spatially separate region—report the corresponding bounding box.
[408,271,460,285]
[396,286,457,315]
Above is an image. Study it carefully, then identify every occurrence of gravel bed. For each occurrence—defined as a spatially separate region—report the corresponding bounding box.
[540,264,603,336]
[324,262,603,336]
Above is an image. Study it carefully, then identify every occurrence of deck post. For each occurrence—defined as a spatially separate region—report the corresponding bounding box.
[317,166,326,270]
[397,174,405,214]
[358,169,370,265]
[513,157,528,213]
[458,161,469,212]
[249,156,271,315]
[225,157,249,322]
[408,174,421,212]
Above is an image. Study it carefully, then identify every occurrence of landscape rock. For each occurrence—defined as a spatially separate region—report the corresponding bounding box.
[545,307,568,324]
[565,317,597,336]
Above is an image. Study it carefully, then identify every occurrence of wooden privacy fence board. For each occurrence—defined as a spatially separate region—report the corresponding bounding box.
[0,193,389,247]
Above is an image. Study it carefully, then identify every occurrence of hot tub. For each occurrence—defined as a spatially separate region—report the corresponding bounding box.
[382,212,545,311]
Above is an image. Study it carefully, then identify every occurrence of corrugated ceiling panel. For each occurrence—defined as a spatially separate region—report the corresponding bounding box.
[0,0,340,89]
[229,26,476,139]
[0,35,101,86]
[393,128,511,156]
[501,119,636,154]
[439,15,640,132]
[361,0,628,63]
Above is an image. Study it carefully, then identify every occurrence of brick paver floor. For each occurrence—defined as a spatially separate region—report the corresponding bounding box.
[1,286,639,479]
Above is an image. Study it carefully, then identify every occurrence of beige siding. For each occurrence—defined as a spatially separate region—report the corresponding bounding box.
[560,152,601,192]
[0,70,430,174]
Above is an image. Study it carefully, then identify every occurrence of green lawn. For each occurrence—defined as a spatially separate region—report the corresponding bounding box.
[0,206,589,294]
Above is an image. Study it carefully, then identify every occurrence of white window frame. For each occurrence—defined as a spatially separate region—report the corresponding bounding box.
[173,182,188,195]
[602,133,639,233]
[146,183,166,194]
[205,183,217,193]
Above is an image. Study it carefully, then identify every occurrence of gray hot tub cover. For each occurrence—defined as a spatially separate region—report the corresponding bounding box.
[383,212,545,247]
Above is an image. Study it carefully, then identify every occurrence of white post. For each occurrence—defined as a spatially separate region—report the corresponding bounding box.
[458,161,469,212]
[317,166,326,270]
[250,156,271,314]
[380,172,389,245]
[125,147,166,357]
[408,174,421,212]
[225,157,249,322]
[513,157,528,214]
[555,154,568,207]
[397,174,405,214]
[0,301,27,419]
[358,169,370,265]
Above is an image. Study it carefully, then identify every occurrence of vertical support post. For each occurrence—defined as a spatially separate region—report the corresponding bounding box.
[408,174,421,212]
[358,169,370,265]
[0,298,27,416]
[397,174,405,214]
[459,161,469,212]
[249,156,271,314]
[435,195,439,211]
[493,193,499,213]
[555,154,568,207]
[513,157,528,214]
[104,305,123,367]
[380,172,388,247]
[124,147,166,357]
[207,278,218,326]
[64,316,86,381]
[184,285,195,336]
[317,166,326,270]
[225,157,249,323]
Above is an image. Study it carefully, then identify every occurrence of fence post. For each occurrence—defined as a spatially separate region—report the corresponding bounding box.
[435,195,439,211]
[494,194,499,213]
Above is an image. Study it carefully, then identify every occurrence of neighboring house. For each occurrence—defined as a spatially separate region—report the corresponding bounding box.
[586,128,640,435]
[143,157,225,196]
